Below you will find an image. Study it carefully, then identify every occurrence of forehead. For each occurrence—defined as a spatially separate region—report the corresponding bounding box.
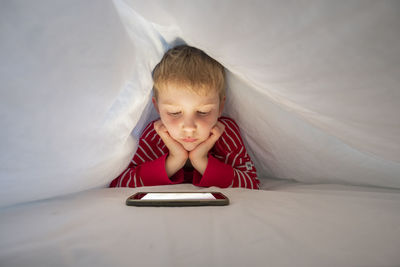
[158,84,219,106]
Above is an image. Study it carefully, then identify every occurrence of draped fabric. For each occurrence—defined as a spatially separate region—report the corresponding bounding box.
[1,0,400,207]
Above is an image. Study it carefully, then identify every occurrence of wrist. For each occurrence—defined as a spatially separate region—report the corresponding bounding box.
[165,154,187,177]
[190,156,208,175]
[167,154,187,166]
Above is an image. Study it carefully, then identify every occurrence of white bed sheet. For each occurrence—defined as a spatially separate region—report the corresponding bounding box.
[1,182,399,267]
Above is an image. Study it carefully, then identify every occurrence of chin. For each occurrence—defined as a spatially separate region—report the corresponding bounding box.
[182,142,198,151]
[183,145,196,151]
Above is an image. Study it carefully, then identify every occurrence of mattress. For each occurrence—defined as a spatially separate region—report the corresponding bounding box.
[1,181,399,267]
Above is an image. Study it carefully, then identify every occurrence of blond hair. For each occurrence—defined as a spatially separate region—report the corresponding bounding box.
[152,45,226,101]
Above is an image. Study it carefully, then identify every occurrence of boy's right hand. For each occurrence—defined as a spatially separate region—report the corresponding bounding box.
[154,120,188,177]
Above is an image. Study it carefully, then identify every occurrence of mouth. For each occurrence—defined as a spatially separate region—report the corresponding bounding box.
[182,138,198,143]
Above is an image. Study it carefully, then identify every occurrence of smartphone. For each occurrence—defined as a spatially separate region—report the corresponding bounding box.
[126,192,229,207]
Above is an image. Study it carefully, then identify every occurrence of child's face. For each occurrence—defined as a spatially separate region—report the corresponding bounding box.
[152,84,225,151]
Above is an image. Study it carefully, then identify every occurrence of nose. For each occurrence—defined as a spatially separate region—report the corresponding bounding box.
[182,116,196,134]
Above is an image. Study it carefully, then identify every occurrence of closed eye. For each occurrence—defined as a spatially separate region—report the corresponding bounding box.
[167,111,210,116]
[168,112,181,116]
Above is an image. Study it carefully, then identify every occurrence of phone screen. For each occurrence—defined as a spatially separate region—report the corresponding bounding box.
[141,192,216,200]
[126,192,229,206]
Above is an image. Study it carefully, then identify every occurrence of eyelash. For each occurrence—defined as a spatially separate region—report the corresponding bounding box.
[167,111,210,116]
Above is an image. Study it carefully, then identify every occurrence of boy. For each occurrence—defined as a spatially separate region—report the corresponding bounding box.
[109,45,259,189]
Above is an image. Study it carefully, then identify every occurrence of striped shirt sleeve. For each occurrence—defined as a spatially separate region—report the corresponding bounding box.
[193,117,260,189]
[109,121,184,188]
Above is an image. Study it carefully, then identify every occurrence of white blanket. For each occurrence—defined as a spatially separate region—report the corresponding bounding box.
[1,1,400,208]
[1,182,400,267]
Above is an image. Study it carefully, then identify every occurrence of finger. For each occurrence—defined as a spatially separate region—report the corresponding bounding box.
[153,120,162,133]
[154,120,169,139]
[154,121,168,136]
[158,124,168,134]
[213,121,225,133]
[157,126,173,143]
[217,121,226,133]
[201,129,222,149]
[211,122,225,139]
[156,125,183,151]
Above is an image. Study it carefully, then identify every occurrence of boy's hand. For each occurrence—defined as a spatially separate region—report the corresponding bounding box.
[154,120,188,159]
[154,120,188,177]
[189,121,225,175]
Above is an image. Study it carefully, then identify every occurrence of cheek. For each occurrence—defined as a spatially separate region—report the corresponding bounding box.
[198,117,218,134]
[206,112,219,125]
[160,116,180,136]
[160,114,218,138]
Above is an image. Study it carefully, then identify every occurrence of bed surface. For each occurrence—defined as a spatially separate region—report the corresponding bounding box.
[1,181,399,267]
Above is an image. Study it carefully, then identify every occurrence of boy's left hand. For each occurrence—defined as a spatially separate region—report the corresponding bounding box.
[189,121,225,175]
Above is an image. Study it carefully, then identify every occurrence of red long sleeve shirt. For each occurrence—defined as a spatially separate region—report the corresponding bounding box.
[109,116,259,189]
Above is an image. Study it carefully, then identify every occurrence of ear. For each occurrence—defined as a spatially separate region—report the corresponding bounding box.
[152,97,160,114]
[218,96,226,117]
